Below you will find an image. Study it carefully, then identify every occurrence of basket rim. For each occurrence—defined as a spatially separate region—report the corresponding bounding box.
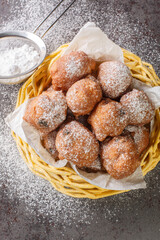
[12,44,160,199]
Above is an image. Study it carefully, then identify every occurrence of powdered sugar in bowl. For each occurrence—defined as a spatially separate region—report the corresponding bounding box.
[0,31,46,84]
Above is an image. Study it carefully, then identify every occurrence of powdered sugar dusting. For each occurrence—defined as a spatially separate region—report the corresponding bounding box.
[42,131,58,159]
[88,100,129,141]
[126,125,143,145]
[64,52,94,80]
[36,90,67,131]
[66,78,102,116]
[56,121,99,167]
[98,61,132,98]
[120,89,155,125]
[51,51,96,91]
[0,0,160,236]
[125,125,150,154]
[65,55,84,79]
[101,136,139,179]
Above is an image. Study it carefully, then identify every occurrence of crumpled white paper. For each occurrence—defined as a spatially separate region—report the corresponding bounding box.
[63,22,124,62]
[5,22,160,190]
[71,164,146,190]
[132,78,160,109]
[5,99,67,168]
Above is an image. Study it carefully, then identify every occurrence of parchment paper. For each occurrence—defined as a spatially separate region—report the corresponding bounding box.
[5,22,160,190]
[63,22,124,62]
[5,99,67,168]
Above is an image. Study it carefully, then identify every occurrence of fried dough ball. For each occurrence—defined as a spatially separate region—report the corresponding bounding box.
[120,89,154,125]
[125,125,150,155]
[66,78,102,116]
[55,121,99,168]
[98,61,132,98]
[86,74,100,84]
[101,135,140,179]
[42,131,58,160]
[88,99,129,141]
[50,51,96,91]
[23,89,67,136]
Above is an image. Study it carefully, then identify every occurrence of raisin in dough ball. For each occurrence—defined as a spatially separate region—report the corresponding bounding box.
[55,121,99,168]
[23,89,67,136]
[125,125,150,155]
[50,51,96,91]
[66,78,102,116]
[98,61,132,98]
[42,131,58,159]
[120,89,154,125]
[88,99,129,141]
[101,136,140,179]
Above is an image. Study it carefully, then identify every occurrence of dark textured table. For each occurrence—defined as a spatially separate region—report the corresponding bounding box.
[0,1,160,240]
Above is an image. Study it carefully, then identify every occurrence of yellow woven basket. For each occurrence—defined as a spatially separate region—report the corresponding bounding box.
[12,44,160,199]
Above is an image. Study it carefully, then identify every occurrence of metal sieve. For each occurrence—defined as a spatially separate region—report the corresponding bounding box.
[0,0,76,84]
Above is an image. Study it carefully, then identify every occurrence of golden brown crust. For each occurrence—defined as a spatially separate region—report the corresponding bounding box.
[50,51,96,91]
[125,125,150,155]
[101,135,140,179]
[98,61,132,99]
[86,74,100,84]
[23,98,39,127]
[88,99,129,141]
[66,78,102,116]
[55,121,99,168]
[120,89,155,125]
[42,131,58,159]
[23,89,67,136]
[23,51,153,178]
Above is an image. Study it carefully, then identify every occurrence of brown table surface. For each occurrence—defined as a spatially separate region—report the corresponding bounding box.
[0,0,160,240]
